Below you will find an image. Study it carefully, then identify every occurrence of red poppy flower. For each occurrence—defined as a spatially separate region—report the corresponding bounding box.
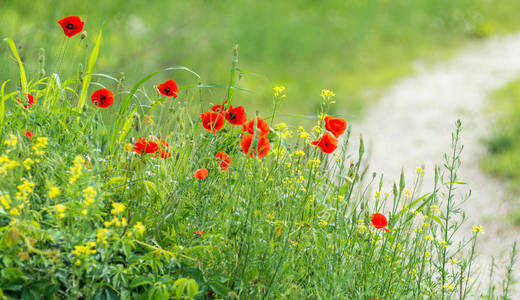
[57,16,84,38]
[24,130,33,141]
[243,117,270,136]
[200,111,225,133]
[211,100,227,113]
[17,94,36,109]
[371,213,389,232]
[311,132,338,154]
[324,115,347,138]
[158,149,171,159]
[91,88,114,108]
[134,137,159,154]
[194,230,204,236]
[240,134,270,159]
[157,80,179,98]
[194,168,209,180]
[215,151,230,171]
[154,139,171,159]
[225,105,247,125]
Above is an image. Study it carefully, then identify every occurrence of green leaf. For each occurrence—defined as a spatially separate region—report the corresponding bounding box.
[130,276,153,289]
[186,279,198,298]
[5,38,28,95]
[0,80,9,138]
[77,28,103,112]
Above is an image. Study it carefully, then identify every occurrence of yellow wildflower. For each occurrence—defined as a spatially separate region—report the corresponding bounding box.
[69,156,85,184]
[319,219,328,226]
[416,167,424,176]
[320,89,336,100]
[273,86,286,97]
[424,251,430,258]
[23,158,35,170]
[297,126,310,140]
[32,137,48,156]
[9,208,20,216]
[440,240,448,248]
[82,186,96,206]
[133,222,146,236]
[111,202,126,215]
[425,235,433,241]
[472,225,483,234]
[48,187,61,198]
[0,194,11,210]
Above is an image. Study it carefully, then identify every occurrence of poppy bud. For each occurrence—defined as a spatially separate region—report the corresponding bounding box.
[81,31,87,40]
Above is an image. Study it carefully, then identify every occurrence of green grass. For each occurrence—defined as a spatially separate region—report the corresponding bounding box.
[482,77,520,224]
[2,0,520,123]
[1,25,517,298]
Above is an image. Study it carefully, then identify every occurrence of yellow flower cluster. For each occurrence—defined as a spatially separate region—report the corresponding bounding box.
[472,225,483,234]
[443,283,455,291]
[16,180,35,202]
[48,187,61,198]
[319,219,328,226]
[430,205,440,214]
[110,202,126,215]
[69,156,85,184]
[4,134,17,149]
[416,166,424,176]
[273,86,286,97]
[297,126,310,140]
[1,193,11,210]
[23,158,35,170]
[275,123,293,140]
[32,137,48,156]
[96,228,110,244]
[55,204,66,218]
[307,159,321,167]
[133,221,146,236]
[0,155,19,175]
[272,147,287,157]
[292,150,305,157]
[72,241,97,256]
[357,219,367,233]
[83,186,96,206]
[320,89,336,100]
[104,217,128,227]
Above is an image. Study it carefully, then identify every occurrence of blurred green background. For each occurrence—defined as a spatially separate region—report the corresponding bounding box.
[2,0,520,122]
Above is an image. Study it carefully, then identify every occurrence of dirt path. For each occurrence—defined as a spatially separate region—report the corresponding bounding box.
[350,33,520,296]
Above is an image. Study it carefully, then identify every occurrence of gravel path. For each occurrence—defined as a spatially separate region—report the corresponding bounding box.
[349,33,520,296]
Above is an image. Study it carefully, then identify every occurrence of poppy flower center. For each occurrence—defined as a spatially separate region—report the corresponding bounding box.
[164,87,170,94]
[228,113,237,120]
[66,23,74,29]
[99,95,105,101]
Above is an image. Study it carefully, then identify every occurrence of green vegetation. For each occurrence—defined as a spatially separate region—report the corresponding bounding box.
[2,0,520,121]
[482,77,520,223]
[0,26,511,298]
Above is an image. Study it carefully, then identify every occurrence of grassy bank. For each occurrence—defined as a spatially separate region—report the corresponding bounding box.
[2,0,520,122]
[2,21,514,298]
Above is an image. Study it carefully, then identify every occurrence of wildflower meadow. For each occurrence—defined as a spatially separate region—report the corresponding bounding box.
[0,15,517,300]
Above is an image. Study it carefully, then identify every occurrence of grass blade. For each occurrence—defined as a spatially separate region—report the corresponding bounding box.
[76,28,102,112]
[5,38,28,95]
